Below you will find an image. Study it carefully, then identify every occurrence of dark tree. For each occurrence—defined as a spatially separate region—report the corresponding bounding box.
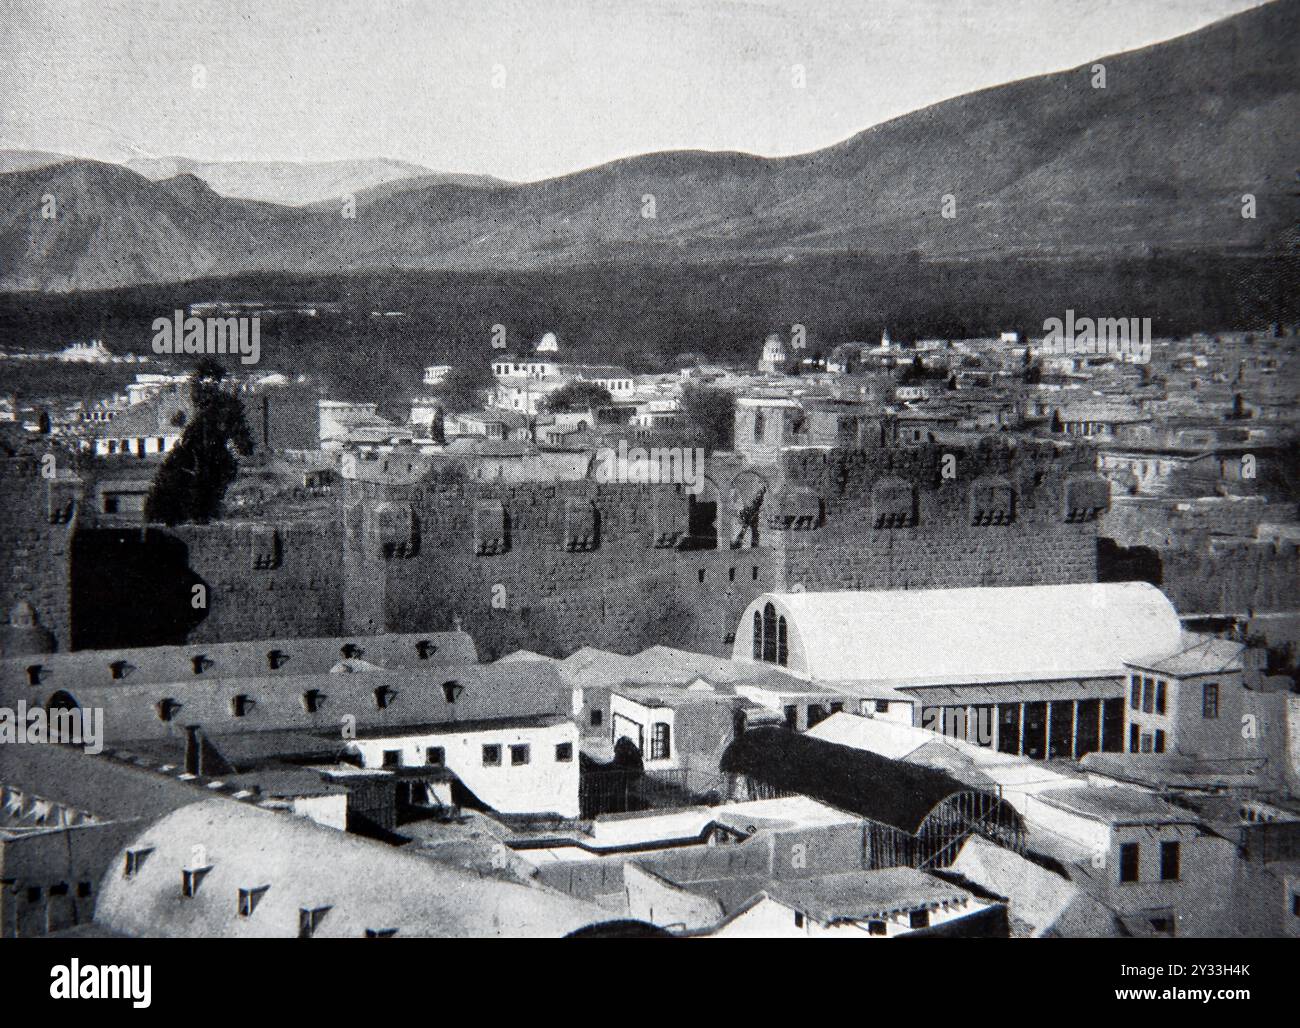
[679,384,735,454]
[431,364,493,413]
[542,381,613,414]
[145,358,254,526]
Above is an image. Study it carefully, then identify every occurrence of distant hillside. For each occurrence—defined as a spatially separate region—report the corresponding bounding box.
[1,0,1296,291]
[0,149,74,175]
[122,156,447,207]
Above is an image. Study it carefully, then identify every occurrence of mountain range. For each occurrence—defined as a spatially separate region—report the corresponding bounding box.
[1,0,1295,292]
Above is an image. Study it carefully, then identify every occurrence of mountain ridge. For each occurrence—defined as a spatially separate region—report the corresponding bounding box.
[1,0,1295,292]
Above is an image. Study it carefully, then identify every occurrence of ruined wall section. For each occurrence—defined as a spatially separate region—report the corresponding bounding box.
[169,520,344,643]
[0,456,79,653]
[344,477,778,660]
[772,441,1104,592]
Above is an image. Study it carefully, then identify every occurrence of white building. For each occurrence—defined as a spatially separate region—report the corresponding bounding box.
[345,715,580,819]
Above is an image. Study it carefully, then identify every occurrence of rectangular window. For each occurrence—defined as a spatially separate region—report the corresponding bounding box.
[1119,842,1140,883]
[1130,676,1141,710]
[1140,732,1153,754]
[784,704,798,729]
[1129,723,1140,753]
[1155,680,1167,716]
[555,742,573,762]
[868,920,887,936]
[482,744,502,766]
[793,911,804,928]
[425,746,444,766]
[298,906,330,938]
[875,700,890,714]
[650,723,671,761]
[752,566,759,581]
[1154,730,1165,754]
[1292,892,1300,918]
[1142,678,1153,714]
[1160,841,1180,882]
[590,709,603,728]
[381,749,402,768]
[509,744,530,766]
[1203,683,1219,719]
[238,885,268,917]
[908,909,930,930]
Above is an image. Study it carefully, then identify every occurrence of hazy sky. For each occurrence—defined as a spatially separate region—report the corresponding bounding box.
[0,0,1271,181]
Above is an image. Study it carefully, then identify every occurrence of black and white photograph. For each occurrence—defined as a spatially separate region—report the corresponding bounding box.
[0,0,1296,992]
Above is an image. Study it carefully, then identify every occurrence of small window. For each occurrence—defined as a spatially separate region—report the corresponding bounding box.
[1154,730,1165,754]
[590,709,603,728]
[650,723,671,761]
[1291,892,1300,918]
[26,886,41,903]
[425,746,445,766]
[555,742,573,762]
[374,685,396,710]
[908,909,930,930]
[482,744,502,767]
[1140,732,1153,754]
[728,567,736,583]
[441,681,463,703]
[365,927,399,938]
[868,920,887,936]
[49,882,69,897]
[1141,678,1153,714]
[1119,842,1140,883]
[510,744,530,766]
[192,655,212,675]
[231,694,254,717]
[793,911,804,928]
[1129,723,1140,753]
[1202,682,1219,719]
[697,569,705,584]
[415,640,437,660]
[182,866,211,898]
[301,689,323,713]
[1130,676,1140,710]
[299,906,331,938]
[124,847,153,877]
[238,885,269,917]
[1160,841,1180,882]
[875,700,890,714]
[77,882,92,898]
[752,566,759,581]
[381,749,402,768]
[1155,680,1166,716]
[26,664,43,686]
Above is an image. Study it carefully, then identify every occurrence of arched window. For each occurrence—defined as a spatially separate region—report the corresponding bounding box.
[754,413,765,443]
[777,616,788,667]
[752,611,763,660]
[762,603,777,663]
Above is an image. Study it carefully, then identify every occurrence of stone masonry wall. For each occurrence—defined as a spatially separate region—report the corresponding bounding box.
[0,456,78,652]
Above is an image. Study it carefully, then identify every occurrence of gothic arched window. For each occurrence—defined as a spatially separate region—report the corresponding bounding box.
[762,603,777,663]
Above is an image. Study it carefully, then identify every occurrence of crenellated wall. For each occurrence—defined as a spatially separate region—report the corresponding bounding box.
[340,440,1108,659]
[24,439,1111,658]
